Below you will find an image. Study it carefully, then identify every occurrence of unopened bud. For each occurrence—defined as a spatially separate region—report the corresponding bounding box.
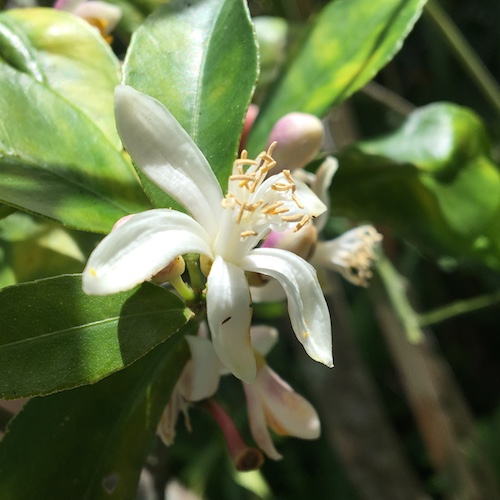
[152,256,186,284]
[200,254,213,277]
[267,113,324,172]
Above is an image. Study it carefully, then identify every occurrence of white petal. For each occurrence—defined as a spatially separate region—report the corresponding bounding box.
[249,325,278,357]
[257,365,320,439]
[243,383,282,460]
[73,2,122,33]
[114,85,223,239]
[312,156,337,232]
[206,257,256,383]
[178,336,220,402]
[83,209,212,295]
[242,248,333,367]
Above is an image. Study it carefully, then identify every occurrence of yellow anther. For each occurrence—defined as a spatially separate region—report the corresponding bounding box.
[90,268,97,277]
[292,194,304,209]
[271,183,293,192]
[281,214,303,222]
[261,201,284,215]
[282,170,295,185]
[294,215,311,232]
[240,230,258,239]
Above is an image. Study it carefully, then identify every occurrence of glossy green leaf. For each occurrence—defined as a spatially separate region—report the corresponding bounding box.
[0,9,121,147]
[0,212,100,289]
[0,274,191,398]
[246,0,427,154]
[123,0,258,208]
[0,333,190,499]
[332,103,500,267]
[0,9,150,233]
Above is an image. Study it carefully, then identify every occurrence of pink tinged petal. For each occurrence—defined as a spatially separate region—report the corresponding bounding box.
[267,113,324,172]
[82,209,212,295]
[257,365,320,439]
[114,85,223,239]
[178,336,221,402]
[73,2,122,33]
[206,257,256,383]
[243,382,282,460]
[312,156,338,232]
[249,325,278,357]
[242,248,333,368]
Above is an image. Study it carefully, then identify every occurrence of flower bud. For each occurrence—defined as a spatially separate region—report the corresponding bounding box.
[151,256,186,284]
[267,113,324,172]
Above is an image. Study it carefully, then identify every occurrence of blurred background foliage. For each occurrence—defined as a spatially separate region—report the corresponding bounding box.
[0,0,499,498]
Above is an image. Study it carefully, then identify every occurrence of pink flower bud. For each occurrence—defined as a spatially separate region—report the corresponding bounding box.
[267,113,324,172]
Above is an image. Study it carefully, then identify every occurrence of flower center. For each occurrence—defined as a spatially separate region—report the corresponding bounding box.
[225,144,311,234]
[213,143,316,263]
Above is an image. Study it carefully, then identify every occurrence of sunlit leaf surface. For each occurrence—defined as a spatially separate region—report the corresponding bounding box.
[0,9,150,233]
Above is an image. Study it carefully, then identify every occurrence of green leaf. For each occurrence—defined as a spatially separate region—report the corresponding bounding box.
[0,333,190,499]
[0,9,151,233]
[0,274,191,398]
[246,0,427,154]
[332,103,500,267]
[123,0,258,208]
[0,212,99,289]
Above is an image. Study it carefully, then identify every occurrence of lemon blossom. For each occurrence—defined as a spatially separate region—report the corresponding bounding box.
[83,85,333,383]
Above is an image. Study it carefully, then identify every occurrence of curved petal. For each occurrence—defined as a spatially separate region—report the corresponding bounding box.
[243,383,282,460]
[179,336,221,402]
[83,209,212,295]
[257,365,320,440]
[114,85,223,238]
[242,248,333,367]
[206,257,255,383]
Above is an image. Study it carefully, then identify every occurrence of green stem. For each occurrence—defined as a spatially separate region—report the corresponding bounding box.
[425,0,500,114]
[170,276,196,303]
[419,289,500,326]
[185,254,204,293]
[376,256,424,343]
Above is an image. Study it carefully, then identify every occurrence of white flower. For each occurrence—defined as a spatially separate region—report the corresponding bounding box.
[243,326,320,460]
[83,85,333,383]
